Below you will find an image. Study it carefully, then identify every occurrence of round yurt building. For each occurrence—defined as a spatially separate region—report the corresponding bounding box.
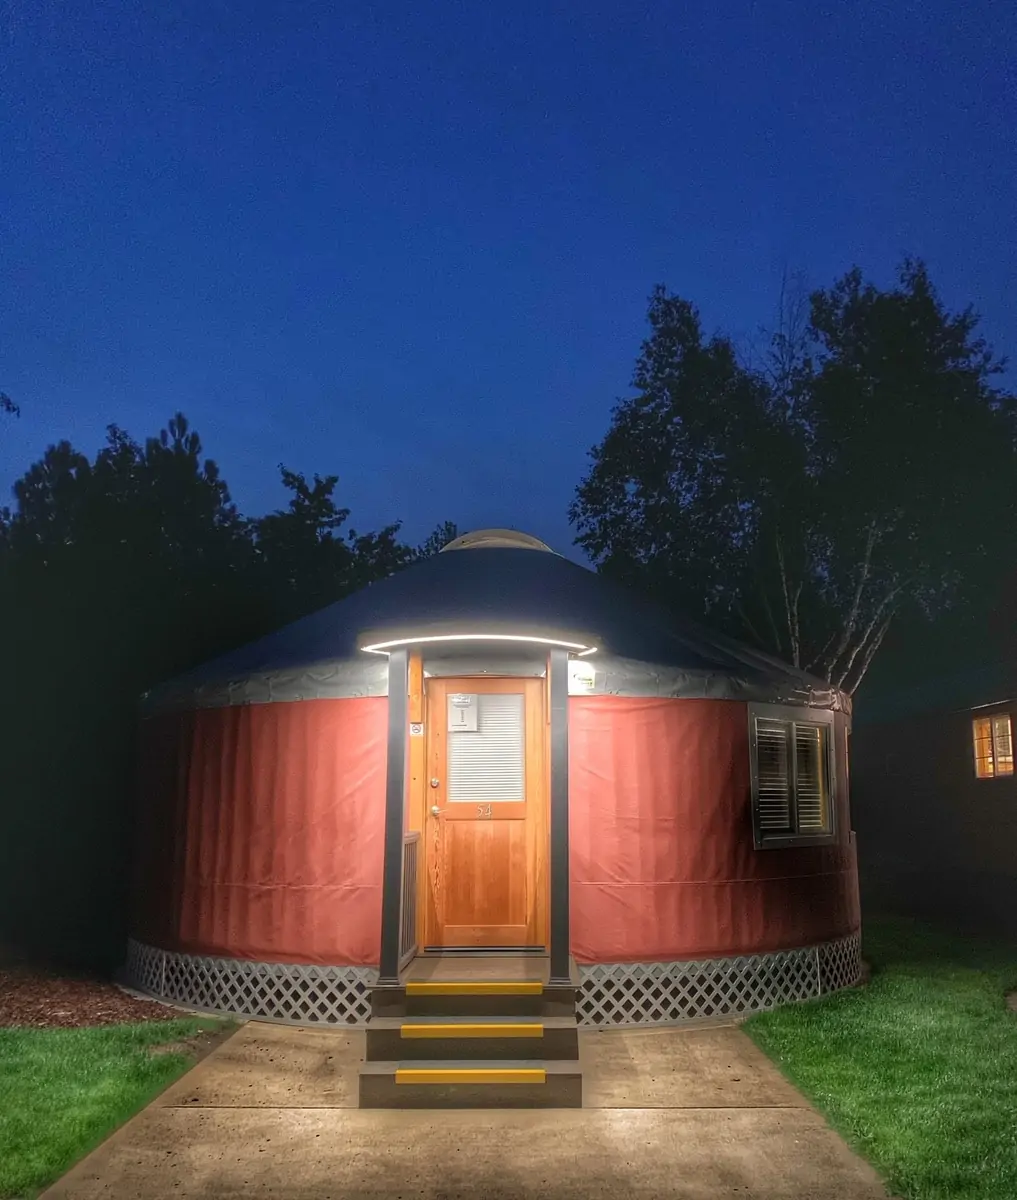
[125,529,862,1026]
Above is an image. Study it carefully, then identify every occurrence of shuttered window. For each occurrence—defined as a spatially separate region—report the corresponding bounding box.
[973,714,1014,779]
[447,692,525,802]
[749,706,835,847]
[755,719,792,833]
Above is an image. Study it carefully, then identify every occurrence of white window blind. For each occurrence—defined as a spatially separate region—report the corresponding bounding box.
[755,718,792,832]
[794,724,828,830]
[447,692,525,802]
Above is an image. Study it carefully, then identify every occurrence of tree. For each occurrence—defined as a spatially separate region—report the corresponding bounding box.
[0,413,261,968]
[252,467,418,620]
[416,520,460,559]
[571,263,1017,693]
[0,411,442,968]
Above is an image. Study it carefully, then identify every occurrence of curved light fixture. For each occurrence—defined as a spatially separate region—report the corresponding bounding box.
[360,632,598,656]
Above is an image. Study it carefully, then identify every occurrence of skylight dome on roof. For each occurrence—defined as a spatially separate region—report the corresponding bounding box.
[439,528,554,553]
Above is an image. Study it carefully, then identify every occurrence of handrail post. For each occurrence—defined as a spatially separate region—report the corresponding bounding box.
[548,648,571,985]
[378,648,408,985]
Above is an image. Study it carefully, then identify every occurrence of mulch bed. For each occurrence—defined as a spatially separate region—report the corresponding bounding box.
[0,965,186,1029]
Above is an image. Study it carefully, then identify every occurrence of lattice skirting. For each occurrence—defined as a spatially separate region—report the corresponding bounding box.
[123,932,861,1028]
[122,940,374,1026]
[577,933,862,1026]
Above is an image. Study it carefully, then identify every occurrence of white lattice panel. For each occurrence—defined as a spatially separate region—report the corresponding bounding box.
[818,932,862,994]
[577,934,861,1027]
[124,940,374,1025]
[124,933,861,1028]
[124,939,164,996]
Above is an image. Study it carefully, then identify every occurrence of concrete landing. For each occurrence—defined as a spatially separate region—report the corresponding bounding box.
[40,1021,892,1199]
[403,954,552,983]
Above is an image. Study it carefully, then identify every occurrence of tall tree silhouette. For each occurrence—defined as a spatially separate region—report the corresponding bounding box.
[0,413,445,969]
[572,262,1017,693]
[253,467,416,622]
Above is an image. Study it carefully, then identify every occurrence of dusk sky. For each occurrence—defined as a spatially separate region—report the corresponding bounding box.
[2,0,1014,561]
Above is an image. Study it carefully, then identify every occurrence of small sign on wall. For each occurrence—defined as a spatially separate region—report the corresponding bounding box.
[448,693,479,732]
[568,659,596,690]
[409,723,424,737]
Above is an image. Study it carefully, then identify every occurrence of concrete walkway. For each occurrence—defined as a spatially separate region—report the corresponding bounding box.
[42,1021,891,1199]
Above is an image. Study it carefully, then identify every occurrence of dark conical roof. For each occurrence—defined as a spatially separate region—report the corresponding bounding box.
[145,533,848,714]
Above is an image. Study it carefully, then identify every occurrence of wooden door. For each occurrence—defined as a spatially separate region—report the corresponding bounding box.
[423,677,547,949]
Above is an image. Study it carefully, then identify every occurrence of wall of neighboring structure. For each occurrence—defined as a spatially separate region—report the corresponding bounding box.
[851,702,1017,938]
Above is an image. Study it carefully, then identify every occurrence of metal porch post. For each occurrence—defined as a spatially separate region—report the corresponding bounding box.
[377,648,408,986]
[548,647,572,985]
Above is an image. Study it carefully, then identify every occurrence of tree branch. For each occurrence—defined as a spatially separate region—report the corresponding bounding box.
[775,528,801,667]
[804,628,839,675]
[733,597,766,649]
[841,614,894,694]
[824,520,879,676]
[759,584,784,658]
[833,584,903,690]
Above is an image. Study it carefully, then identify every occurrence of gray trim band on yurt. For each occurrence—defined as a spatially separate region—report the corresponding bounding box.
[141,651,848,714]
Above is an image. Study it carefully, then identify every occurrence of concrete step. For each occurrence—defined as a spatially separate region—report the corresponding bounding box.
[372,981,579,1019]
[358,1059,583,1109]
[365,1015,579,1061]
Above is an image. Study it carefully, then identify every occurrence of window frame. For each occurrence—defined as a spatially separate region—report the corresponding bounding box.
[971,709,1014,780]
[748,703,838,850]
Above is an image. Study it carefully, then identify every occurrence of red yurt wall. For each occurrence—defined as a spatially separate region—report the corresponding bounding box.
[132,692,858,970]
[131,697,387,966]
[568,696,860,963]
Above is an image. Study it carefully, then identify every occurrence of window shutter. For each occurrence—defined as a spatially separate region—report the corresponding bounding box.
[447,692,525,802]
[991,715,1014,776]
[794,723,828,830]
[755,718,792,832]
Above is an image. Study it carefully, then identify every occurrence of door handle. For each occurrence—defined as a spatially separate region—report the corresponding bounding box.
[430,805,441,817]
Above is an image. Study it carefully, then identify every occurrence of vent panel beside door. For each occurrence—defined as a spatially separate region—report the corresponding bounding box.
[447,692,525,802]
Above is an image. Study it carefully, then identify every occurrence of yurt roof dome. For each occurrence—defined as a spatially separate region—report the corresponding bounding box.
[144,529,849,714]
[440,528,555,553]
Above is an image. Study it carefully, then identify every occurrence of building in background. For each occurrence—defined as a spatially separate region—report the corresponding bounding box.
[851,662,1017,939]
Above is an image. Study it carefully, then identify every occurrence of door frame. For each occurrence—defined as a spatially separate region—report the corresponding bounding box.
[419,675,549,951]
[378,646,572,985]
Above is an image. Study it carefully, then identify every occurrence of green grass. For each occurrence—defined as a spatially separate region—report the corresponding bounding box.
[0,1017,230,1199]
[744,917,1017,1200]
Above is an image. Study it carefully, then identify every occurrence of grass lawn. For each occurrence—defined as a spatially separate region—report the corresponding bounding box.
[0,1017,231,1199]
[744,917,1017,1200]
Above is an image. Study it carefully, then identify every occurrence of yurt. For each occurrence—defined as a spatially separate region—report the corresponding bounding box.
[125,529,862,1030]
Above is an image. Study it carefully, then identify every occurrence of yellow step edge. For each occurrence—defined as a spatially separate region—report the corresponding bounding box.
[405,981,544,995]
[395,1067,546,1085]
[400,1023,544,1039]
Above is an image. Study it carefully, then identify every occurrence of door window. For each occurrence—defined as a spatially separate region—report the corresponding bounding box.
[446,692,525,802]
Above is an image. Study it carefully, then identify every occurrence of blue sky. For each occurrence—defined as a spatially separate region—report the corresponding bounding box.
[2,0,1014,560]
